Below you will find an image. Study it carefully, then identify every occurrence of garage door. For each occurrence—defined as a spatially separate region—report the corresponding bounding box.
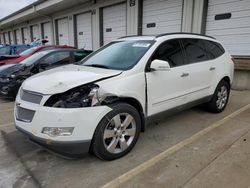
[0,33,3,44]
[15,29,22,44]
[102,3,127,45]
[9,31,14,44]
[4,32,9,44]
[57,18,69,45]
[22,28,30,44]
[142,0,183,35]
[42,22,53,45]
[206,0,250,55]
[76,12,93,50]
[31,25,40,41]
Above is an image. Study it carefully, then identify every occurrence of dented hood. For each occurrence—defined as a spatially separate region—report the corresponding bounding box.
[22,64,122,94]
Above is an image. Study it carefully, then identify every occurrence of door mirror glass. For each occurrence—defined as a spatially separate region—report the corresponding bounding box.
[150,59,171,71]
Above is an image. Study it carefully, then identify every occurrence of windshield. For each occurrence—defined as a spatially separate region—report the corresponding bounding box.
[81,40,154,70]
[0,46,10,55]
[20,51,49,66]
[19,46,38,56]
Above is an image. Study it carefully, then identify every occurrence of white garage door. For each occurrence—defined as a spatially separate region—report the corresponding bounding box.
[206,0,250,55]
[15,29,22,44]
[4,32,9,44]
[31,25,40,41]
[142,0,183,35]
[76,12,93,50]
[102,3,127,45]
[22,28,30,44]
[42,22,53,45]
[57,18,69,45]
[0,33,4,44]
[9,31,14,44]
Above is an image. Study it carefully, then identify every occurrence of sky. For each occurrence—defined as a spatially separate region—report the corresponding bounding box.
[0,0,37,19]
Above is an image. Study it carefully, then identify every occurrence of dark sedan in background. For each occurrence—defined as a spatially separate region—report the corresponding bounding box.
[0,49,92,97]
[0,45,75,66]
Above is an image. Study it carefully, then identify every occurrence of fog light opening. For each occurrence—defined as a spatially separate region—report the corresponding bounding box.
[42,127,74,137]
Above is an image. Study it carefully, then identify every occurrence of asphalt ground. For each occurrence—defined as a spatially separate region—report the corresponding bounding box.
[0,90,250,188]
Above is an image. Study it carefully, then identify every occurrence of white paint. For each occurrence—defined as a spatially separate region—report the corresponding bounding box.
[15,29,22,44]
[4,32,9,44]
[22,28,29,44]
[42,22,53,45]
[76,12,93,50]
[102,3,127,45]
[57,17,69,45]
[142,0,183,35]
[31,25,40,41]
[206,0,250,55]
[9,31,14,44]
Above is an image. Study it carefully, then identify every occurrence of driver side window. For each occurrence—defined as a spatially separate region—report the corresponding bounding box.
[152,39,184,68]
[40,51,71,67]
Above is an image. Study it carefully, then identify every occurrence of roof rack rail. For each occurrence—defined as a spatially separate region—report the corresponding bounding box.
[118,35,155,39]
[156,32,216,39]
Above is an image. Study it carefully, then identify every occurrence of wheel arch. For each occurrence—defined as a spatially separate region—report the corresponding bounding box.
[101,96,146,132]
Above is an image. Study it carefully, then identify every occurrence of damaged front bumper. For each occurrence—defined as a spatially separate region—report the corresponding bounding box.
[14,93,113,156]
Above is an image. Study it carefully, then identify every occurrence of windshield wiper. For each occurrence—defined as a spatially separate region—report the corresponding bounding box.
[85,64,110,69]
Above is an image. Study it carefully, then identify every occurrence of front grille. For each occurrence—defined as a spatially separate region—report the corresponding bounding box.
[20,89,43,104]
[16,106,35,123]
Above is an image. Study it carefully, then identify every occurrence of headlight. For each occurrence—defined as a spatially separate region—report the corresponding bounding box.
[44,84,100,108]
[42,127,74,137]
[10,74,16,79]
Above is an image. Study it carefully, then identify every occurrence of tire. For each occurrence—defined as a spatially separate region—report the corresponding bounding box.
[206,80,230,113]
[91,102,141,160]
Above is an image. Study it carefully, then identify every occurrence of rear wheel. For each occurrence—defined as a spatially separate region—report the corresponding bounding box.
[206,80,230,113]
[91,103,141,160]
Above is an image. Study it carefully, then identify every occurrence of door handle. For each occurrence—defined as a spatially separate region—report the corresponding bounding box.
[209,67,216,71]
[181,72,189,77]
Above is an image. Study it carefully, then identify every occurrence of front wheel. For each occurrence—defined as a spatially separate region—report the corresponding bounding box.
[206,80,230,113]
[91,103,141,160]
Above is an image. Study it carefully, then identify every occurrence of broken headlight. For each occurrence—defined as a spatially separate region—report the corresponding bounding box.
[44,84,100,108]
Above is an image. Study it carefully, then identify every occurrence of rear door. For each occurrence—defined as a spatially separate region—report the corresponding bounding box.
[180,38,215,102]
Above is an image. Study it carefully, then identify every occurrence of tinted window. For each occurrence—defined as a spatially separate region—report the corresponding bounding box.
[182,39,207,64]
[20,46,37,56]
[73,51,91,62]
[0,46,10,55]
[152,39,184,67]
[15,46,30,54]
[40,51,71,66]
[20,51,49,66]
[203,40,225,60]
[82,40,154,70]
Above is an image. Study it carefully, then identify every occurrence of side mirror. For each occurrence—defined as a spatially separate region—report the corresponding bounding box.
[150,59,171,71]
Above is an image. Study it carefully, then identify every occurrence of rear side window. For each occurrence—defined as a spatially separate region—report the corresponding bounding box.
[181,39,207,64]
[15,46,30,54]
[203,40,225,60]
[40,51,71,66]
[152,39,185,67]
[73,51,91,62]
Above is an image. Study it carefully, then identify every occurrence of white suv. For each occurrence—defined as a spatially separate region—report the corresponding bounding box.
[15,33,234,160]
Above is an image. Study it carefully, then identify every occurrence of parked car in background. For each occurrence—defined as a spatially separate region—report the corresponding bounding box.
[0,45,75,66]
[0,45,31,60]
[0,49,92,97]
[14,33,234,160]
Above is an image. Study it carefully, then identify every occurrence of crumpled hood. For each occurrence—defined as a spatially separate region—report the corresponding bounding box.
[22,64,122,94]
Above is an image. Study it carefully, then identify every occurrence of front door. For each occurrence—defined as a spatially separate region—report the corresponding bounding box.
[146,39,190,116]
